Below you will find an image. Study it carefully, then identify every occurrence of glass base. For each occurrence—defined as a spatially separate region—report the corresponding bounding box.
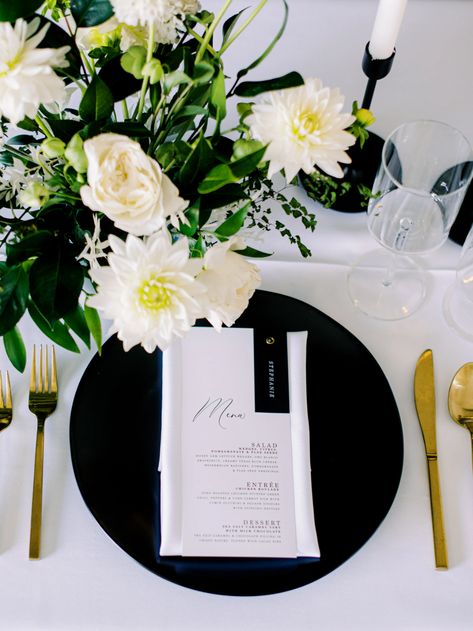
[443,284,473,342]
[347,249,426,320]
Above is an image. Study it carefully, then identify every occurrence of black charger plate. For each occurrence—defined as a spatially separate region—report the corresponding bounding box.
[70,290,403,596]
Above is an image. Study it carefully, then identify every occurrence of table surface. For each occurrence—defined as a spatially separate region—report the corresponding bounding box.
[1,1,473,629]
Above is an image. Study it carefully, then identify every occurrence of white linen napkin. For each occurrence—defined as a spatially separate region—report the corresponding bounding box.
[159,328,319,558]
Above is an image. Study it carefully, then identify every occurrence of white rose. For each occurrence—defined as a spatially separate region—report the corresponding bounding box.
[80,133,188,236]
[198,237,261,330]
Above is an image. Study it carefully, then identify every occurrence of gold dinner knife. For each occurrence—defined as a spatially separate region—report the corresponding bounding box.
[414,349,448,570]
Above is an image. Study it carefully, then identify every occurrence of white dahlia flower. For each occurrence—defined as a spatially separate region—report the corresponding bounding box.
[80,133,188,236]
[197,237,261,330]
[0,18,69,124]
[247,78,356,183]
[88,232,205,352]
[110,0,200,43]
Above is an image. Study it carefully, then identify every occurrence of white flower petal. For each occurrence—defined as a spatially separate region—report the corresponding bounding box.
[0,19,69,124]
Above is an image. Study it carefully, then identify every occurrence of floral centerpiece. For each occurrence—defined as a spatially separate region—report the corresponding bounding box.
[0,0,368,371]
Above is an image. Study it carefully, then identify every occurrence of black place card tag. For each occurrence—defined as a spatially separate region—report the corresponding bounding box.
[253,329,289,413]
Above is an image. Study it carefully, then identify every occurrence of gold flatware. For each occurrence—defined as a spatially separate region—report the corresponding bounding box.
[414,349,448,570]
[448,362,473,466]
[28,345,58,560]
[0,371,12,433]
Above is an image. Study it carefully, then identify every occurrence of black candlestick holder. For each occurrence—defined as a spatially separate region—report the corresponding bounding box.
[361,44,395,110]
[333,44,396,213]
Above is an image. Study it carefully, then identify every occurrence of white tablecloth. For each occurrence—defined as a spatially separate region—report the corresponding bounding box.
[1,1,473,629]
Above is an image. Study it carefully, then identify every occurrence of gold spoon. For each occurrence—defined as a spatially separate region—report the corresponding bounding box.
[448,363,473,464]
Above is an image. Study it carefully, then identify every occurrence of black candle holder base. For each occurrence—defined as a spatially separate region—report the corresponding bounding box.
[299,132,384,213]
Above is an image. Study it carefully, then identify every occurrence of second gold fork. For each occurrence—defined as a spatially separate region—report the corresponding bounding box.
[29,345,58,560]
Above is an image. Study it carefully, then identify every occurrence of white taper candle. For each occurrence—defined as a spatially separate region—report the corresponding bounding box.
[368,0,408,60]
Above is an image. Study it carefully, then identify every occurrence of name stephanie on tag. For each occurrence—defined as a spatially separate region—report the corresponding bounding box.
[268,360,275,399]
[192,397,246,429]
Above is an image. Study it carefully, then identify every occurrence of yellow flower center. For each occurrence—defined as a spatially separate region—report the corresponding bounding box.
[293,111,320,140]
[137,276,172,312]
[0,52,22,78]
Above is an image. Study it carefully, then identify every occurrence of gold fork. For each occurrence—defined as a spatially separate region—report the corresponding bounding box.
[29,345,57,560]
[0,371,12,434]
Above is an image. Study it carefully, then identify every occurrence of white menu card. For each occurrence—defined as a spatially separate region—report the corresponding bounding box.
[159,327,319,558]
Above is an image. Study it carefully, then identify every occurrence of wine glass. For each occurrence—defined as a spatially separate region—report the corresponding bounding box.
[348,120,473,320]
[443,222,473,340]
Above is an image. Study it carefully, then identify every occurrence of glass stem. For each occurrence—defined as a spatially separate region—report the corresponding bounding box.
[382,218,412,287]
[382,253,398,287]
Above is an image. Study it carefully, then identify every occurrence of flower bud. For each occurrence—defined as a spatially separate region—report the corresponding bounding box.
[41,137,66,158]
[355,108,376,127]
[142,59,163,85]
[19,182,50,208]
[65,133,88,173]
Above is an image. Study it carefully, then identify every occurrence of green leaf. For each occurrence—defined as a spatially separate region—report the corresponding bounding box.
[28,301,80,353]
[70,0,114,27]
[29,249,84,322]
[79,75,114,122]
[0,266,29,335]
[0,0,42,21]
[200,183,248,212]
[163,70,192,93]
[214,203,250,238]
[198,164,237,194]
[231,0,289,89]
[192,62,215,85]
[222,8,247,43]
[46,119,83,143]
[64,304,90,349]
[198,145,266,193]
[227,145,267,177]
[3,327,26,373]
[104,122,151,137]
[120,46,147,80]
[233,245,273,258]
[100,55,141,101]
[155,141,191,170]
[6,231,54,265]
[235,71,304,98]
[173,105,208,122]
[190,234,205,258]
[7,134,39,146]
[178,134,215,186]
[0,152,13,166]
[16,117,37,132]
[84,303,102,353]
[209,69,226,122]
[179,202,200,237]
[237,102,253,121]
[232,139,264,161]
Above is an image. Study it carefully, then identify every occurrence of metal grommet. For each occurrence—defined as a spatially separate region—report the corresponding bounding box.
[266,336,275,345]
